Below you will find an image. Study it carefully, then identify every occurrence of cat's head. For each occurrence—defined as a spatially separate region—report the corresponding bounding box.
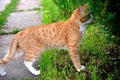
[72,3,93,25]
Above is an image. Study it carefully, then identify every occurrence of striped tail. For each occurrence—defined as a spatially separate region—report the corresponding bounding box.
[0,39,18,64]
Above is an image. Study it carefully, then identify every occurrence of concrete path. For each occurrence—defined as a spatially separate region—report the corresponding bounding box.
[0,0,42,79]
[16,0,41,10]
[2,0,42,32]
[3,11,42,32]
[0,0,11,12]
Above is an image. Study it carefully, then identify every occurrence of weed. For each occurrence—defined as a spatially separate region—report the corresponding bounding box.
[0,29,22,35]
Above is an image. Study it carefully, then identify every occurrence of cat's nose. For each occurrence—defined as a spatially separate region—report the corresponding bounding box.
[89,12,93,15]
[88,12,93,16]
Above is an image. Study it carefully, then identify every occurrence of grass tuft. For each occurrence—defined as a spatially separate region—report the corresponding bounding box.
[0,29,21,35]
[0,0,19,31]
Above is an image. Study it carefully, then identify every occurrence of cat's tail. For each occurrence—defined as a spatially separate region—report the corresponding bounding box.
[0,38,18,64]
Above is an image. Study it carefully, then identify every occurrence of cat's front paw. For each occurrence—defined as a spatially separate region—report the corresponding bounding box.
[0,64,7,77]
[77,65,85,72]
[32,70,40,76]
[0,71,7,77]
[80,65,85,70]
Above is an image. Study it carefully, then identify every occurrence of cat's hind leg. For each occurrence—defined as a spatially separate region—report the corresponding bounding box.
[24,50,41,75]
[0,51,9,76]
[0,64,7,76]
[14,50,24,60]
[24,61,40,75]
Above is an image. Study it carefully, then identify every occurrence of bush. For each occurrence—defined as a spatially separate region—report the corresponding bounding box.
[105,0,120,44]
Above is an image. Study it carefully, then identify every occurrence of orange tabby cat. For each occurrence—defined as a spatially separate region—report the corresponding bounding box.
[0,3,93,76]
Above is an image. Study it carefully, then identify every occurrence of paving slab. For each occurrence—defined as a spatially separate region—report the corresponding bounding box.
[0,35,39,79]
[2,11,42,32]
[16,0,40,11]
[0,35,14,57]
[0,0,43,79]
[0,0,11,12]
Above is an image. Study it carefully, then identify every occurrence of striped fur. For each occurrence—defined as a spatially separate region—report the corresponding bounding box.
[0,3,93,76]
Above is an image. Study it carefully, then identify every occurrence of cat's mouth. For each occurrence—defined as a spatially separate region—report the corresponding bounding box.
[80,12,93,22]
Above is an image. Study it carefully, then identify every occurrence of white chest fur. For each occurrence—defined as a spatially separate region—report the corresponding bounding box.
[77,21,87,45]
[80,24,86,37]
[78,14,93,37]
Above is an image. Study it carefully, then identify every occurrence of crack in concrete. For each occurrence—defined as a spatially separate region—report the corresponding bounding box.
[0,0,42,79]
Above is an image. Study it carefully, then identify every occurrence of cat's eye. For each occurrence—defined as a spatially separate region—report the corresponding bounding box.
[84,10,88,13]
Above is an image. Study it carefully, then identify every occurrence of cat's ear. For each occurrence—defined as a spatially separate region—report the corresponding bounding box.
[78,6,83,13]
[83,2,89,9]
[78,3,89,13]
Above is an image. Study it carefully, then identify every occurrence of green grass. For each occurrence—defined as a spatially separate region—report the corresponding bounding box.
[0,29,22,35]
[80,25,107,56]
[0,0,19,31]
[41,0,66,24]
[14,7,41,12]
[39,0,120,79]
[0,0,118,79]
[38,25,113,80]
